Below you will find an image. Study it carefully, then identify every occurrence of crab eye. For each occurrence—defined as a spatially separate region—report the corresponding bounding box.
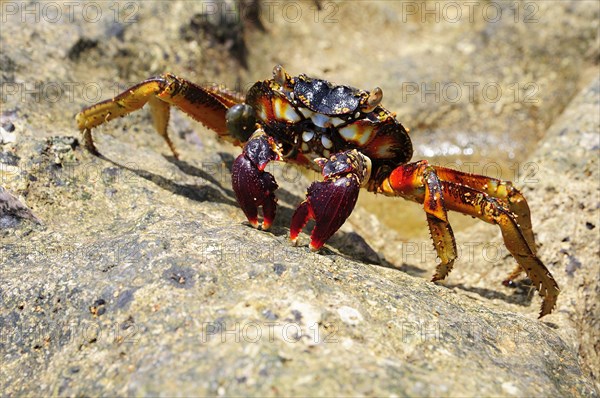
[273,65,288,86]
[361,87,383,113]
[226,104,257,143]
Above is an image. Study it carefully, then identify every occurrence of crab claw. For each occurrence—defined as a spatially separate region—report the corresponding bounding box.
[232,130,282,230]
[290,150,371,251]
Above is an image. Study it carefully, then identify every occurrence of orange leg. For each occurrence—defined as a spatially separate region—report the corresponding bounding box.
[378,161,458,281]
[432,166,536,284]
[378,160,559,317]
[76,74,243,158]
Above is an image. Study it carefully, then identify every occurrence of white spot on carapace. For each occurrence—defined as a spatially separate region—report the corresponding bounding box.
[321,135,333,149]
[374,144,394,157]
[311,113,330,128]
[273,98,300,122]
[257,105,268,122]
[302,131,315,142]
[299,107,313,119]
[339,123,376,146]
[331,117,345,127]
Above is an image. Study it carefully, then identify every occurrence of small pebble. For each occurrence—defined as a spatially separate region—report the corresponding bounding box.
[337,306,363,326]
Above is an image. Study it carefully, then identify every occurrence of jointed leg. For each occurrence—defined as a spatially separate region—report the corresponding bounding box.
[432,166,536,251]
[432,166,536,283]
[76,74,243,158]
[378,161,559,317]
[440,180,559,316]
[378,160,458,281]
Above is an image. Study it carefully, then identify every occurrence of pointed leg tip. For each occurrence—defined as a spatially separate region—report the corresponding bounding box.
[539,296,558,318]
[83,140,100,156]
[165,141,180,159]
[80,128,99,155]
[538,307,550,319]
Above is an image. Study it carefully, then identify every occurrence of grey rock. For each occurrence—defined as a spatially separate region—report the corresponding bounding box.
[0,0,598,396]
[0,186,40,226]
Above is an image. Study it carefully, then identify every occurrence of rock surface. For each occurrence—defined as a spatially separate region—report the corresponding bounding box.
[1,1,598,396]
[0,186,40,227]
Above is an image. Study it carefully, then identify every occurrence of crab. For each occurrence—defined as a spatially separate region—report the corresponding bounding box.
[76,65,559,317]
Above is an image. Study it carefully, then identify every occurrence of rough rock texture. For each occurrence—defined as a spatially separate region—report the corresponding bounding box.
[0,186,40,227]
[1,1,598,396]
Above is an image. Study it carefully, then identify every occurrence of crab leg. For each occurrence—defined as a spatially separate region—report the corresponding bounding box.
[378,161,559,317]
[440,180,558,316]
[431,166,536,250]
[76,74,243,158]
[432,166,537,283]
[377,161,458,281]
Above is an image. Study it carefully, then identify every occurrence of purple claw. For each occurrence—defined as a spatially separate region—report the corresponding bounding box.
[290,176,361,250]
[290,150,371,250]
[231,130,282,230]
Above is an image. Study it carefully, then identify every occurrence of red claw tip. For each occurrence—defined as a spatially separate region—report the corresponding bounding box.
[261,220,272,231]
[309,241,324,251]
